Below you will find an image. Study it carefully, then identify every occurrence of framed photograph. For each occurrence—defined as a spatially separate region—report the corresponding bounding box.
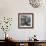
[18,13,34,28]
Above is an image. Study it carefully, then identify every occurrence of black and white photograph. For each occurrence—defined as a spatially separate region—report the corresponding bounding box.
[18,13,34,28]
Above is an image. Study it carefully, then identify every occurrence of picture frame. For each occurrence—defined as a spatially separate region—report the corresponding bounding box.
[18,13,34,29]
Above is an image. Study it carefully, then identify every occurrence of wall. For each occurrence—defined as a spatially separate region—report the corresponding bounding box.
[0,0,46,40]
